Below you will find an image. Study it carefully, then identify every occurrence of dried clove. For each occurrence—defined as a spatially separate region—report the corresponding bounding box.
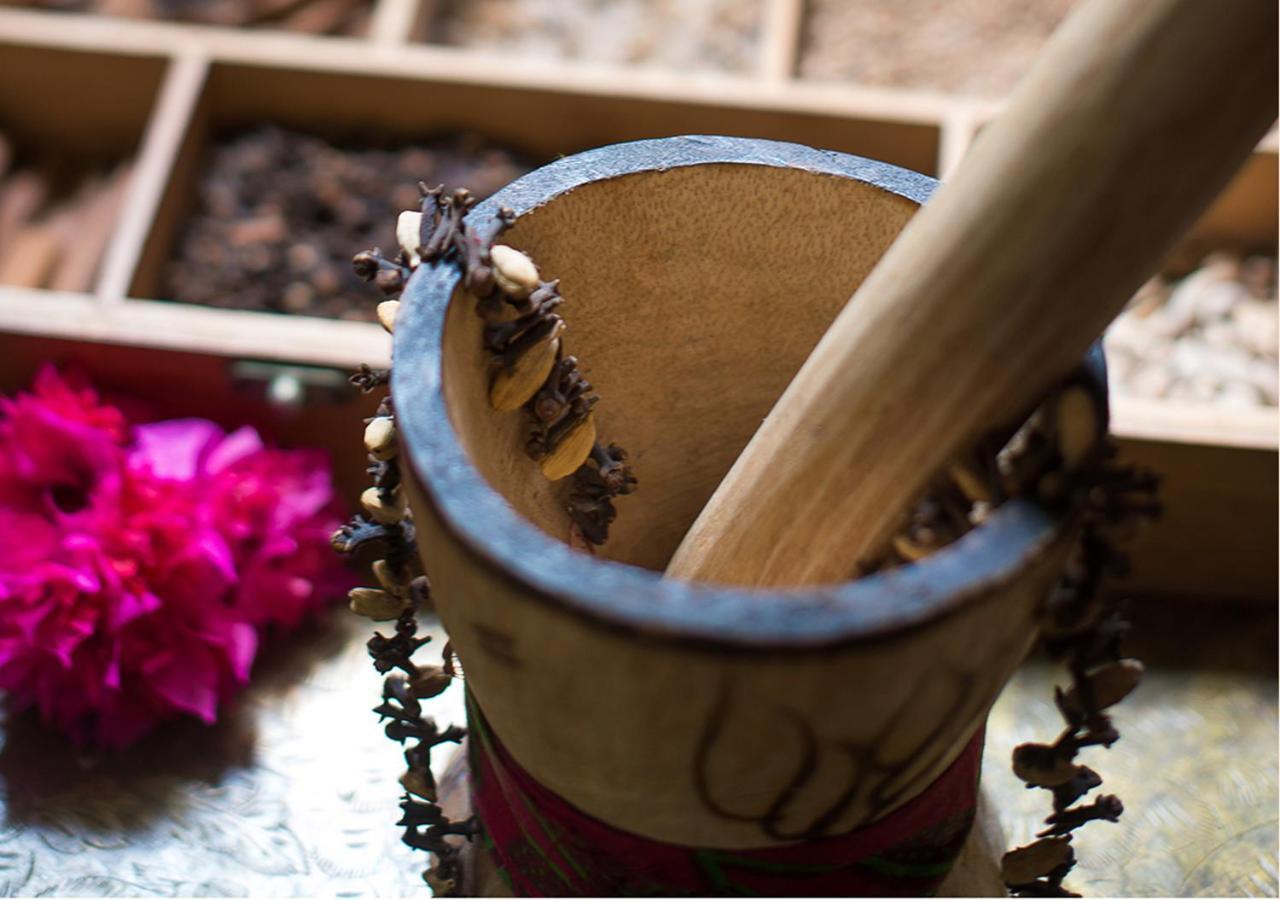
[1001,837,1075,886]
[1037,794,1123,838]
[330,515,400,555]
[349,364,390,392]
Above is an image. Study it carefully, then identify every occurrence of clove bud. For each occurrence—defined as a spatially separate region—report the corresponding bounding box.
[400,768,438,802]
[423,868,455,896]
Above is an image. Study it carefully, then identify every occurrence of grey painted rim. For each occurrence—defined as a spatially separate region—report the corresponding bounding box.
[392,135,1103,651]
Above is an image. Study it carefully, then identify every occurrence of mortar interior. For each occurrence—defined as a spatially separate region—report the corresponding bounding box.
[441,163,921,577]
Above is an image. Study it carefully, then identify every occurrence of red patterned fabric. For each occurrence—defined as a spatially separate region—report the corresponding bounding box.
[467,696,983,897]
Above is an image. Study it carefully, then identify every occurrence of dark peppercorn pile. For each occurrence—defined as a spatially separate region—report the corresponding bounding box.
[162,125,533,321]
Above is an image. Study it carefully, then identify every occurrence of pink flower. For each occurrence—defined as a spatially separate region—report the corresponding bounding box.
[0,366,353,748]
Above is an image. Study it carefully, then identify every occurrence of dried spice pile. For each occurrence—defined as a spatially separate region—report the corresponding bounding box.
[0,0,373,34]
[161,126,532,321]
[1106,252,1277,407]
[421,0,762,75]
[799,0,1077,97]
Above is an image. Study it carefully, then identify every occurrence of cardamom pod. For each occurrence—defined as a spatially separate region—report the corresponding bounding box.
[490,244,539,298]
[540,414,596,480]
[364,416,397,460]
[891,533,932,561]
[377,299,399,334]
[409,665,452,700]
[362,486,406,524]
[948,461,992,503]
[397,210,423,266]
[1055,385,1100,469]
[1061,658,1144,716]
[1012,743,1078,787]
[1001,836,1073,885]
[490,332,561,411]
[372,558,406,595]
[349,586,409,621]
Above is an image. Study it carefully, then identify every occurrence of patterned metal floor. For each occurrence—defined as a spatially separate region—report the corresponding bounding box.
[985,597,1278,898]
[0,597,1272,897]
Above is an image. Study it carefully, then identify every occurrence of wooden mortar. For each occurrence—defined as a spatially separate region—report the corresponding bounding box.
[392,136,1100,884]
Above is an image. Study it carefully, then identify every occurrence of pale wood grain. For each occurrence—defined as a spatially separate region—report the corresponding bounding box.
[758,0,802,82]
[367,0,417,45]
[0,289,389,367]
[666,0,1278,588]
[96,50,207,303]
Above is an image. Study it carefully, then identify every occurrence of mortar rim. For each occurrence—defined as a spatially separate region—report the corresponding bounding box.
[393,134,1097,650]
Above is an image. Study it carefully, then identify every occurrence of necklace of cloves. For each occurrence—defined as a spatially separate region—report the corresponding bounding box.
[861,376,1160,898]
[333,184,637,896]
[332,183,1157,898]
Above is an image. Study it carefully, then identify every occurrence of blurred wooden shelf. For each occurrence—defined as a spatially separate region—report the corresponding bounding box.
[0,0,1274,602]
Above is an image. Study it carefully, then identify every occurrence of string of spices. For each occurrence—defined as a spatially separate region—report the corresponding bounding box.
[868,374,1160,897]
[334,183,637,896]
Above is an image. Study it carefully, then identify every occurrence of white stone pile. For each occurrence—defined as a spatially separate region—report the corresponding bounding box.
[1105,253,1277,407]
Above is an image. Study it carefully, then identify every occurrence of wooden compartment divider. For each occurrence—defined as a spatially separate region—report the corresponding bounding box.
[0,0,1273,601]
[759,0,803,82]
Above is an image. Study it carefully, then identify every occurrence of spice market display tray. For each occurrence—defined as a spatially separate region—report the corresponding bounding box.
[0,0,1274,603]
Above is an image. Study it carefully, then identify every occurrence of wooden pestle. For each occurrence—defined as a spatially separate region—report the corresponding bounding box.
[666,0,1277,588]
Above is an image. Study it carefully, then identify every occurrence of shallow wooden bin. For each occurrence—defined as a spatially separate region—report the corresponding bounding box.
[392,137,1093,895]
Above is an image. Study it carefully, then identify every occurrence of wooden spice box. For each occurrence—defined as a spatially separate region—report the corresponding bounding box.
[0,0,1274,601]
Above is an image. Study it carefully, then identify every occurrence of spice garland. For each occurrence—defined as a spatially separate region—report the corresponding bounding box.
[352,185,637,540]
[866,374,1160,897]
[333,182,637,895]
[334,182,1156,897]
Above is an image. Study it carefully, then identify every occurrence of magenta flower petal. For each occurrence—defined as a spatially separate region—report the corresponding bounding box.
[146,649,220,723]
[0,506,57,572]
[203,425,264,474]
[129,418,225,481]
[0,367,353,748]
